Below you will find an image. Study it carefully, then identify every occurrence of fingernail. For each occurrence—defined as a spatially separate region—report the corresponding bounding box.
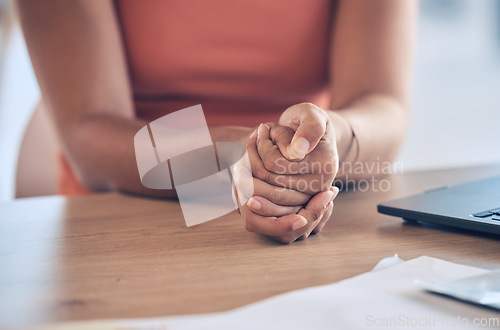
[330,186,340,202]
[257,124,263,140]
[248,197,262,210]
[322,190,334,207]
[289,137,310,160]
[292,218,307,230]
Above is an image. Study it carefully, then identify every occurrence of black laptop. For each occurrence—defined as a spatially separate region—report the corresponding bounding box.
[377,176,500,235]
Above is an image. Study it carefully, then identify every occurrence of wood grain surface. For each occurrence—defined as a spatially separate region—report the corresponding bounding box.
[1,165,500,327]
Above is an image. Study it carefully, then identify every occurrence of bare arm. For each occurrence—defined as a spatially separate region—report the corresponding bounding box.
[16,0,252,197]
[328,0,417,179]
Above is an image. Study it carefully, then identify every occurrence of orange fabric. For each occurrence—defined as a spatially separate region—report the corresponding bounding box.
[58,153,91,196]
[59,0,335,195]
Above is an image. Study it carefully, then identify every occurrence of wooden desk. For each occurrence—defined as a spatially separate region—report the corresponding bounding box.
[1,165,500,327]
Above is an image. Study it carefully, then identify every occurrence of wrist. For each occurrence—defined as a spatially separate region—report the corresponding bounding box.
[327,110,358,171]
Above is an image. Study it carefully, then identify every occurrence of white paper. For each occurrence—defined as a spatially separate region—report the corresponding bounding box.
[38,256,500,330]
[371,253,405,271]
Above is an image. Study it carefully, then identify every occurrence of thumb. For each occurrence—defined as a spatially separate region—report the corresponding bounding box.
[279,103,329,160]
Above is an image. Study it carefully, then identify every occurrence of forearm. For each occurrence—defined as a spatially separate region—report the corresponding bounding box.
[62,114,253,198]
[327,93,409,181]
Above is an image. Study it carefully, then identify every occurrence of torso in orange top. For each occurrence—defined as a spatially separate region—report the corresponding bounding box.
[59,0,336,195]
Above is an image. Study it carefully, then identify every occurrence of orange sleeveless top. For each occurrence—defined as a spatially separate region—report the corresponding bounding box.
[59,0,335,195]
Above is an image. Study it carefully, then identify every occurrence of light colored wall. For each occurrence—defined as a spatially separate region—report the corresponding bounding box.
[0,18,41,201]
[398,0,500,171]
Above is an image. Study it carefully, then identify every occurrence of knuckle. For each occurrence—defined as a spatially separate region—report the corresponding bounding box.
[298,102,318,112]
[268,189,285,205]
[271,126,293,144]
[300,102,327,121]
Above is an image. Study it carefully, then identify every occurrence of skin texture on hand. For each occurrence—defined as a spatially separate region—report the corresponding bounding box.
[241,185,339,244]
[255,123,337,194]
[240,103,341,244]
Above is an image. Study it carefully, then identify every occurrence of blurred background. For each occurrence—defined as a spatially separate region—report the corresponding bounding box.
[0,0,499,201]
